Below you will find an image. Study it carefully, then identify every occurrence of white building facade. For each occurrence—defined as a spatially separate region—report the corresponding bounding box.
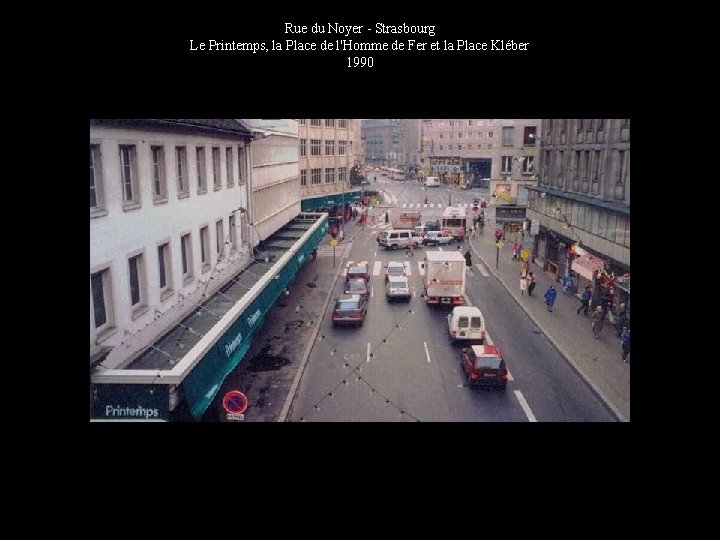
[90,119,254,370]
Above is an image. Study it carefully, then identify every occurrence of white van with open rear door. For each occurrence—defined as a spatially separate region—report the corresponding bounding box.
[447,306,486,344]
[425,176,440,188]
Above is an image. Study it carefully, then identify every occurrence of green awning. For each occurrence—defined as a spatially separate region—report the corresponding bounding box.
[301,191,362,211]
[182,216,328,419]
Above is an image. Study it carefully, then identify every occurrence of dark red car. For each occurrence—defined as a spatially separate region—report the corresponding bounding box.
[332,295,368,327]
[460,344,508,390]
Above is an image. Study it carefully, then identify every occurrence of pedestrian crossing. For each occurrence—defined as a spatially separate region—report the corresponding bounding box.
[399,203,478,209]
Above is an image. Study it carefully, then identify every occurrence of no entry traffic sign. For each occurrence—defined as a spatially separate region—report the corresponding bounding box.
[222,390,248,415]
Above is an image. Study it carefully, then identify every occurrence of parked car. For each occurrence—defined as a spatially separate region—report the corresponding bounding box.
[385,275,411,302]
[344,278,369,299]
[422,231,454,246]
[345,262,370,282]
[332,295,368,326]
[460,344,508,389]
[385,261,407,282]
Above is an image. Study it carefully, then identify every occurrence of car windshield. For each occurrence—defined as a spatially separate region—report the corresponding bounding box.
[474,356,502,370]
[388,266,404,275]
[348,268,366,277]
[337,301,359,311]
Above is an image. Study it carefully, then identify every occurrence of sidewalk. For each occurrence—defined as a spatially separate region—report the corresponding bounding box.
[468,218,630,421]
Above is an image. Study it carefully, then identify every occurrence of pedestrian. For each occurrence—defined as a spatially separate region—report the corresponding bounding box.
[464,249,473,268]
[520,274,528,295]
[512,242,519,261]
[615,306,628,337]
[591,304,606,338]
[424,197,428,205]
[544,285,557,312]
[494,228,503,243]
[385,212,389,224]
[405,240,415,257]
[620,326,631,362]
[311,248,317,260]
[577,286,592,315]
[527,272,536,296]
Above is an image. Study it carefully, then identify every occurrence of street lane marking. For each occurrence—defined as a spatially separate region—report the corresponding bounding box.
[367,342,371,363]
[373,261,382,276]
[514,390,537,422]
[371,286,374,298]
[424,341,431,363]
[475,263,489,277]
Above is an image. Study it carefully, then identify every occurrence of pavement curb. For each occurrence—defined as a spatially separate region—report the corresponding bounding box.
[277,242,348,422]
[469,239,628,422]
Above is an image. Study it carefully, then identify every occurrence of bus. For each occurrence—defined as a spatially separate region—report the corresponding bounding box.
[441,206,468,240]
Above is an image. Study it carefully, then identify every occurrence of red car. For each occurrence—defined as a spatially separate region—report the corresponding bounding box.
[332,295,368,327]
[460,344,508,390]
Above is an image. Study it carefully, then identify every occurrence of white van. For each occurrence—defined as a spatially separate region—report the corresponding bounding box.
[425,176,440,188]
[447,306,486,344]
[377,229,423,250]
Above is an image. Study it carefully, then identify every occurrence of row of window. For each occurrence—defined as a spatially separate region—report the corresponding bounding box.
[501,155,536,174]
[300,167,348,186]
[90,142,247,214]
[502,126,537,146]
[545,119,629,137]
[539,149,629,201]
[299,139,350,157]
[91,214,240,338]
[433,131,496,139]
[423,120,495,127]
[530,194,630,249]
[430,144,494,151]
[299,119,349,128]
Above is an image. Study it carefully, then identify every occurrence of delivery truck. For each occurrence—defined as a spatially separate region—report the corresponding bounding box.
[422,250,466,306]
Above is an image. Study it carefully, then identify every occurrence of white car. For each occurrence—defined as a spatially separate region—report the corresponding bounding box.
[385,261,407,282]
[422,231,454,246]
[386,275,411,301]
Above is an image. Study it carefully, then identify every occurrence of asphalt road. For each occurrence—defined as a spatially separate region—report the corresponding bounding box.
[288,176,615,422]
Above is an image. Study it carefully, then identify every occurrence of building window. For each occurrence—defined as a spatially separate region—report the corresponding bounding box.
[237,146,246,185]
[597,119,604,131]
[299,119,307,125]
[228,214,237,253]
[158,242,173,300]
[310,119,321,126]
[151,146,167,201]
[300,139,307,157]
[338,140,347,156]
[91,267,114,333]
[487,144,492,149]
[502,127,514,147]
[325,140,335,155]
[216,219,225,260]
[212,147,221,190]
[181,233,193,283]
[458,132,463,138]
[325,168,335,184]
[577,119,584,132]
[300,169,307,186]
[614,150,628,200]
[176,146,189,197]
[468,120,473,126]
[128,253,147,312]
[488,131,493,138]
[200,226,210,272]
[311,168,322,184]
[458,144,462,150]
[90,144,105,212]
[311,139,321,156]
[501,156,512,173]
[524,126,537,145]
[196,147,207,193]
[439,145,443,150]
[338,167,347,182]
[439,134,444,139]
[119,145,140,207]
[226,147,234,187]
[522,155,535,174]
[338,119,348,128]
[325,119,335,127]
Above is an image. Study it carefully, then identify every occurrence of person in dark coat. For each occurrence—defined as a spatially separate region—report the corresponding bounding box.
[527,272,536,296]
[577,286,592,315]
[464,249,473,268]
[620,326,631,362]
[544,285,557,312]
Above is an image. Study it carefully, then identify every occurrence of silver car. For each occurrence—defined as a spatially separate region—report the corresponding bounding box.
[386,275,411,302]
